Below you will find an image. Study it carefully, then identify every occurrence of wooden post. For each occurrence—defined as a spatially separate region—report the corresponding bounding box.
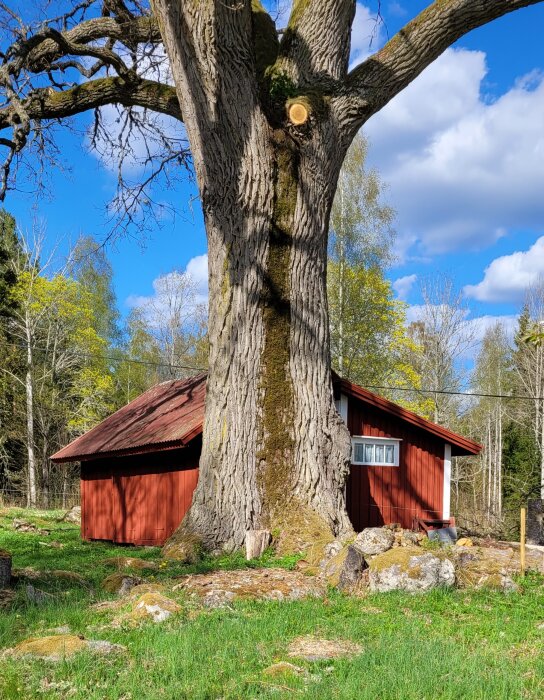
[520,506,526,577]
[245,530,271,560]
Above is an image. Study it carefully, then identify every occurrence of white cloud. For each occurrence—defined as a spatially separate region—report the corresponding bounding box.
[185,253,209,303]
[364,48,544,256]
[392,273,417,300]
[464,236,544,302]
[126,253,209,323]
[350,4,385,68]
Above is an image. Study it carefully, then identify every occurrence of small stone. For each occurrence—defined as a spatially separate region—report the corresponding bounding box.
[287,636,363,661]
[456,537,474,547]
[400,531,422,547]
[12,519,49,535]
[353,528,395,557]
[26,584,55,605]
[102,557,158,571]
[62,505,81,524]
[102,573,144,596]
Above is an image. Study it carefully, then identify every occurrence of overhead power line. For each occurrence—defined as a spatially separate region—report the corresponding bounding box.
[3,339,206,373]
[2,339,544,401]
[363,384,544,402]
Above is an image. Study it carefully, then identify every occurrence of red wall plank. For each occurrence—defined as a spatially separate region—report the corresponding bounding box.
[346,396,444,530]
[81,444,200,546]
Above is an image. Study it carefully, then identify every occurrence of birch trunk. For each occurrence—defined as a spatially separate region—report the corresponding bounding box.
[24,314,36,508]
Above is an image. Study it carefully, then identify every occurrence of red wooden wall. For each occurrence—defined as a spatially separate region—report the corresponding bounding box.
[80,395,447,544]
[346,396,444,530]
[80,444,199,546]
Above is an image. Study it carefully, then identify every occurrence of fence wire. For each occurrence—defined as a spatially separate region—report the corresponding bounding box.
[0,487,80,510]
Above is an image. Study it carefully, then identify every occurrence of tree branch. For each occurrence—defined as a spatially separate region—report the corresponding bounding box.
[0,76,182,131]
[23,15,160,73]
[278,0,355,84]
[340,0,544,127]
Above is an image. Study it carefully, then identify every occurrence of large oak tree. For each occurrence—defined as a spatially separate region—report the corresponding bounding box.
[0,0,541,554]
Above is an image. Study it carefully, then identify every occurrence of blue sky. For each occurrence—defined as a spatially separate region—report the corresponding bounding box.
[4,1,544,348]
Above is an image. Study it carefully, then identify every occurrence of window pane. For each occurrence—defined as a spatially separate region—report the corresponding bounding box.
[364,443,374,463]
[385,445,395,463]
[375,445,384,463]
[354,443,365,463]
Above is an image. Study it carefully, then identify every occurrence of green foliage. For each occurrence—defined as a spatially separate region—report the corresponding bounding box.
[69,235,120,345]
[328,134,430,416]
[0,210,19,319]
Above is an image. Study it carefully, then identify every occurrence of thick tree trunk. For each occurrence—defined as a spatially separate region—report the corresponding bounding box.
[154,1,354,556]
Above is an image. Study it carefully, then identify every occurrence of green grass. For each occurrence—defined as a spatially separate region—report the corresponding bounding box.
[1,508,544,700]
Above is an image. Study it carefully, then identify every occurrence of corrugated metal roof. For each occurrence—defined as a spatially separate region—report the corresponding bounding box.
[336,377,482,457]
[51,371,481,463]
[51,373,206,463]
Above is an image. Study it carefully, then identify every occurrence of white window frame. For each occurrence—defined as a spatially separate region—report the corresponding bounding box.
[351,436,401,467]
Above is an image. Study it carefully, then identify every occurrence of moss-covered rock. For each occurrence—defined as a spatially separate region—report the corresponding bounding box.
[2,635,126,661]
[353,528,395,558]
[101,573,144,596]
[102,556,158,571]
[452,547,518,591]
[369,547,455,593]
[161,530,202,563]
[128,583,166,599]
[173,567,326,608]
[127,592,182,623]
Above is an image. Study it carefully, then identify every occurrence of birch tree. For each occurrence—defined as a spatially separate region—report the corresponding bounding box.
[0,0,541,552]
[470,323,511,527]
[409,276,475,427]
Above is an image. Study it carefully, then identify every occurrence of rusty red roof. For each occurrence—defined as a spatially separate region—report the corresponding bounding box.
[51,373,206,463]
[336,377,481,457]
[51,371,480,463]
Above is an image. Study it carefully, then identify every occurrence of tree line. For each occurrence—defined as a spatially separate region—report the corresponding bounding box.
[0,212,207,507]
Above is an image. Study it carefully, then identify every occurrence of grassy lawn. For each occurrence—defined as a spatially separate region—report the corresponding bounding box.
[1,508,544,700]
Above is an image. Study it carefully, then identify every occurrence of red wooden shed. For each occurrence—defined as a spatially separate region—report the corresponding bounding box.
[51,373,480,546]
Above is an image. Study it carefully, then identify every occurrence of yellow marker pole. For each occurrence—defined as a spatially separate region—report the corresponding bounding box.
[520,506,526,577]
